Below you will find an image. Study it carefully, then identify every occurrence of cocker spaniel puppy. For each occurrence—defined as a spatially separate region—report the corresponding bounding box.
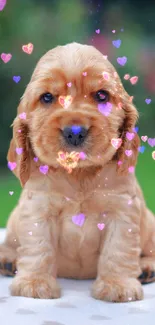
[0,42,155,302]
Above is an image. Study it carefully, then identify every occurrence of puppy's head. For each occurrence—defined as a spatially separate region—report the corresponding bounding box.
[8,42,140,186]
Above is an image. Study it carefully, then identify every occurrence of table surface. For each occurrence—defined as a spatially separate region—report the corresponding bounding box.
[0,228,155,325]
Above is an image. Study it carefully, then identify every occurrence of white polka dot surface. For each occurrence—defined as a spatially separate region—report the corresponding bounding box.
[1,229,155,325]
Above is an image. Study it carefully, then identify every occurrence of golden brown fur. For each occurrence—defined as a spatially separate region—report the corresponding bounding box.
[1,42,155,302]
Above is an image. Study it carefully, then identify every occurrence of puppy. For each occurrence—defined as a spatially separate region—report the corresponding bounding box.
[0,42,155,302]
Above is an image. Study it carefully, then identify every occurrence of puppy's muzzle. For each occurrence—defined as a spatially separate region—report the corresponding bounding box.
[62,125,88,147]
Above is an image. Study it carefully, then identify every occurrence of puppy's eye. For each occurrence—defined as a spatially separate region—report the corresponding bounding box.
[40,93,54,104]
[95,90,109,103]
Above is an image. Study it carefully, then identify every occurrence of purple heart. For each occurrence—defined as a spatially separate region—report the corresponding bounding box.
[7,161,17,171]
[145,98,151,104]
[98,102,112,116]
[16,147,23,155]
[39,165,49,175]
[13,76,21,83]
[112,39,121,48]
[72,213,85,227]
[148,138,155,147]
[33,157,38,162]
[133,126,139,133]
[117,56,127,66]
[138,146,145,153]
[71,125,82,135]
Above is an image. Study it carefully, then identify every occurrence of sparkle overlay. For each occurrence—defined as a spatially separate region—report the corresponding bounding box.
[22,43,34,54]
[57,151,80,173]
[58,95,73,109]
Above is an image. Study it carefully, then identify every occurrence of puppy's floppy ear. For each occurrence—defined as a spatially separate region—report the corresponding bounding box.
[116,98,140,174]
[7,101,31,187]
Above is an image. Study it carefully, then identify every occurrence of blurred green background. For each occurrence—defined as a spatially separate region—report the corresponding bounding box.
[0,0,155,227]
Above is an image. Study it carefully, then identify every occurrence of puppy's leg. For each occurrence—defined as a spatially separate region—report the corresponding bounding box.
[0,206,19,276]
[139,209,155,284]
[91,216,143,302]
[10,191,61,299]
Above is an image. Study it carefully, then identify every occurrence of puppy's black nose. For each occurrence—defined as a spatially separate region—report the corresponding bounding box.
[62,125,88,146]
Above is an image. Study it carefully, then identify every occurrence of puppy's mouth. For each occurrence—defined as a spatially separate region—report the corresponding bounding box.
[60,125,89,149]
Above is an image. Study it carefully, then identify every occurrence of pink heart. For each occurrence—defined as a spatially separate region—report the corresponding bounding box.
[67,82,72,87]
[59,152,66,160]
[124,74,130,80]
[22,43,33,54]
[0,0,7,11]
[72,213,85,227]
[102,71,109,80]
[113,72,118,79]
[1,53,12,63]
[128,166,135,173]
[39,165,49,175]
[111,138,122,149]
[8,161,17,171]
[79,152,87,160]
[141,135,148,142]
[82,72,87,76]
[95,29,100,34]
[9,191,14,196]
[130,76,138,85]
[97,223,105,231]
[117,102,123,110]
[19,112,26,120]
[125,149,132,157]
[126,132,135,141]
[129,96,134,102]
[117,160,123,166]
[16,147,23,155]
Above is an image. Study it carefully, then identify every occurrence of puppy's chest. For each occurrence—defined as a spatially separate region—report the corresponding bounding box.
[57,190,108,257]
[50,173,111,256]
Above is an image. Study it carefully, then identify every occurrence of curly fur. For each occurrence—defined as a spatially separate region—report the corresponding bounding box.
[1,43,155,302]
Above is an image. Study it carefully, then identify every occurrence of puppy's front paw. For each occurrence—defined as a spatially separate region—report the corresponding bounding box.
[10,275,61,299]
[91,277,143,302]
